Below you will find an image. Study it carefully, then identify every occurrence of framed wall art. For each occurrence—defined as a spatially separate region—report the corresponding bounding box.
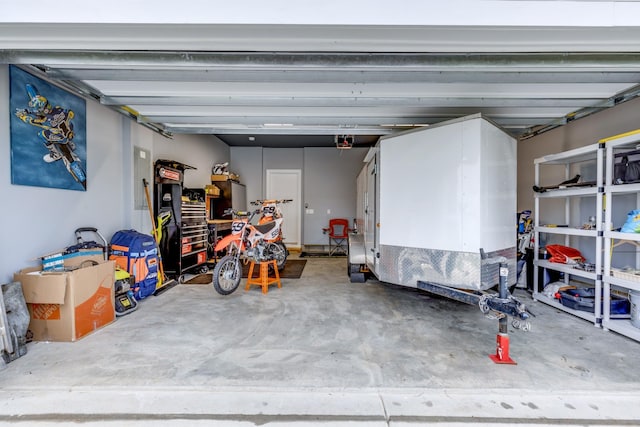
[9,65,87,191]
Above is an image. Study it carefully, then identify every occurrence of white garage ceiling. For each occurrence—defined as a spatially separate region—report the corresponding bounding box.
[3,2,640,148]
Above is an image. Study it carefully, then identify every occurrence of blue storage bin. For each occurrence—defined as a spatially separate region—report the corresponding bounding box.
[559,288,630,314]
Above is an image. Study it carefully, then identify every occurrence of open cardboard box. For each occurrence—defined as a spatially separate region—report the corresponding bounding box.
[40,248,105,271]
[14,260,116,342]
[211,173,240,182]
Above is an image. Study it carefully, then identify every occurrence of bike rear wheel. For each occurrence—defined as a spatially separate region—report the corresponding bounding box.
[212,255,242,295]
[267,242,288,270]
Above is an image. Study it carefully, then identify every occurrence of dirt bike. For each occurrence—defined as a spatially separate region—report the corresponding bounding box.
[250,198,292,270]
[53,140,86,189]
[212,208,288,295]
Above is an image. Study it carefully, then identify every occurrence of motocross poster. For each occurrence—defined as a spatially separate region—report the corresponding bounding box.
[9,65,87,191]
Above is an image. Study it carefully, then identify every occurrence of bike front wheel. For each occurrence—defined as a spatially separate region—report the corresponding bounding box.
[212,255,242,295]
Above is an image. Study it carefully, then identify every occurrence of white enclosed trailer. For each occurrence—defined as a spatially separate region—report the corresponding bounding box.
[349,114,517,292]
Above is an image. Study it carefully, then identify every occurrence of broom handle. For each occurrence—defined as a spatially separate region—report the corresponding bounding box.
[143,179,159,241]
[143,178,166,284]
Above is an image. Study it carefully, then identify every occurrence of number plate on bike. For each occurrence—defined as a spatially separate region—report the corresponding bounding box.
[232,221,245,233]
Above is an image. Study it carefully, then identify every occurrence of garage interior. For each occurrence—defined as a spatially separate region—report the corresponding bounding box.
[2,2,640,425]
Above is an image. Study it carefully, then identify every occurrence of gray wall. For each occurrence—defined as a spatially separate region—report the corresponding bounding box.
[230,147,304,210]
[303,147,367,244]
[0,65,125,283]
[230,146,263,205]
[231,145,368,245]
[154,133,229,189]
[0,65,228,283]
[517,96,640,266]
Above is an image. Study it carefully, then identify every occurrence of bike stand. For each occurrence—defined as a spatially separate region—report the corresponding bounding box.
[245,260,281,294]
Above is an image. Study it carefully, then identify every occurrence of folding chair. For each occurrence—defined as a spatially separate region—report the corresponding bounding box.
[323,218,350,256]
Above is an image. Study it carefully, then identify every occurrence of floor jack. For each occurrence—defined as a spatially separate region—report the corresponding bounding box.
[417,262,531,365]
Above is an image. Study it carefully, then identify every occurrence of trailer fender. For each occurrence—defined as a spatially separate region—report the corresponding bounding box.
[347,234,366,265]
[347,234,367,283]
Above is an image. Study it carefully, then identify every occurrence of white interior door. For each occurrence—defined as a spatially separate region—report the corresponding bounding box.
[266,169,302,248]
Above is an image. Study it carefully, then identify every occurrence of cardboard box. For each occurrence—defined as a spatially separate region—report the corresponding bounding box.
[211,173,240,182]
[205,184,221,197]
[41,248,105,271]
[15,260,116,342]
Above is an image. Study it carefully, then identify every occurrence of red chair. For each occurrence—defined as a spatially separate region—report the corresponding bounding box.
[323,219,351,256]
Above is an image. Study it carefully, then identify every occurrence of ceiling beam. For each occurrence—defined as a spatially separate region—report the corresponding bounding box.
[5,51,640,72]
[101,95,600,109]
[165,125,397,135]
[144,113,561,125]
[42,68,640,84]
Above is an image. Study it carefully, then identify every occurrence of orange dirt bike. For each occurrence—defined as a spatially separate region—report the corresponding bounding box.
[212,208,287,295]
[250,198,291,268]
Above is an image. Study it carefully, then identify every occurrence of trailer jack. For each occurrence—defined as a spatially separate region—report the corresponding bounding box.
[416,263,531,365]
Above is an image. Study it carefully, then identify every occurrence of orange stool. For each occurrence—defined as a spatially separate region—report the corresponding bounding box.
[245,260,282,294]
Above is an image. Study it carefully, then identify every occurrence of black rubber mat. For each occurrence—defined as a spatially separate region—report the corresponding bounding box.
[184,259,307,284]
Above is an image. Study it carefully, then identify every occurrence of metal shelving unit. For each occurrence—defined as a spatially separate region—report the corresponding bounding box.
[532,143,604,326]
[602,129,640,342]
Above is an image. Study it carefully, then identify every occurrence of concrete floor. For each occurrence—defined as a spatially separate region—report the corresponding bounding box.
[2,256,640,426]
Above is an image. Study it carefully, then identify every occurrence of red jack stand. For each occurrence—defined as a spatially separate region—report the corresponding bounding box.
[489,332,516,365]
[488,263,517,365]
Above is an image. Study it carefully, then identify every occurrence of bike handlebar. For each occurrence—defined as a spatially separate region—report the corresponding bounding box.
[223,208,262,218]
[250,199,293,205]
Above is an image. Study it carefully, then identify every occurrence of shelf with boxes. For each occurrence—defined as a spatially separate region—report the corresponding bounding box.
[204,174,246,263]
[532,143,604,326]
[206,176,246,220]
[601,129,640,342]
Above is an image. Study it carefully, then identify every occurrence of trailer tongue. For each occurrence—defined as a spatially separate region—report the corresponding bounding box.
[417,262,532,365]
[417,281,531,328]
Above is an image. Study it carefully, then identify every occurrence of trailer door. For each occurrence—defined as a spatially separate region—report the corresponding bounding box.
[364,155,378,275]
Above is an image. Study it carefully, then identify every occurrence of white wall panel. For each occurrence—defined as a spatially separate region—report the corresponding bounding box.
[479,120,517,252]
[379,122,465,251]
[378,116,516,253]
[1,1,635,27]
